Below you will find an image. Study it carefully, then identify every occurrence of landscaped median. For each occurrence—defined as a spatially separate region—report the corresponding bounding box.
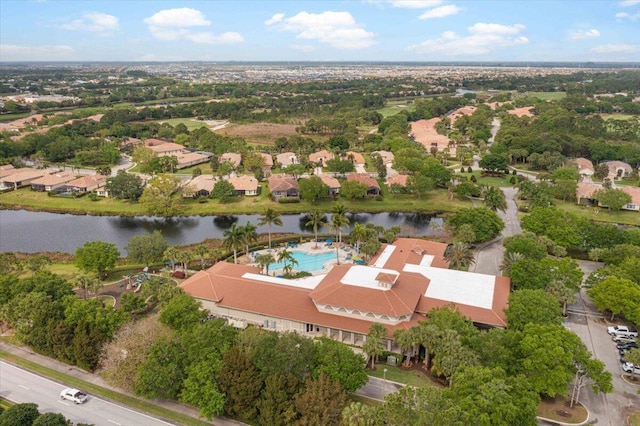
[0,349,213,426]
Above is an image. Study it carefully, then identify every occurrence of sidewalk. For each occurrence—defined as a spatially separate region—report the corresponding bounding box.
[0,341,243,426]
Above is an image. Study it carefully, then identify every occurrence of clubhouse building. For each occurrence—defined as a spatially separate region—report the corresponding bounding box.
[180,238,510,350]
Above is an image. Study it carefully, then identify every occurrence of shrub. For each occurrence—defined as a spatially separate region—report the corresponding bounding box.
[467,166,473,173]
[278,197,300,204]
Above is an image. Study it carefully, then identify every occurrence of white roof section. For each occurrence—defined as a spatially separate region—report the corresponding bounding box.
[340,265,398,291]
[241,272,325,290]
[403,264,495,309]
[372,244,396,268]
[419,254,435,267]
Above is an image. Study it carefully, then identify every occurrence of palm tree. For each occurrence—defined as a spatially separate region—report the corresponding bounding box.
[255,253,275,275]
[277,248,298,275]
[163,246,179,271]
[363,323,388,370]
[500,251,524,275]
[258,208,283,249]
[416,323,439,370]
[306,210,327,249]
[175,250,191,277]
[393,328,415,367]
[75,274,96,300]
[546,278,577,316]
[350,222,369,253]
[194,244,209,270]
[241,222,259,260]
[443,242,475,270]
[483,186,507,212]
[223,223,244,264]
[331,203,350,244]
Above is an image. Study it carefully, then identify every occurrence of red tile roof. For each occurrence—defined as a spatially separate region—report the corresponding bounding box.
[318,174,341,189]
[387,174,409,187]
[268,174,298,192]
[347,173,380,189]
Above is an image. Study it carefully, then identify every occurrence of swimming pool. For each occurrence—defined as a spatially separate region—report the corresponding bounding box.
[269,250,337,273]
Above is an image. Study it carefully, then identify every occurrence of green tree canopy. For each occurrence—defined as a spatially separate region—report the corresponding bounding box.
[504,289,563,331]
[106,170,144,201]
[448,208,504,243]
[299,176,329,202]
[74,241,119,277]
[139,174,184,217]
[595,188,632,211]
[210,180,236,203]
[125,230,167,266]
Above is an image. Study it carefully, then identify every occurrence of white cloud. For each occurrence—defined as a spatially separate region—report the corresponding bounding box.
[265,11,375,49]
[419,4,461,19]
[591,43,640,53]
[569,29,600,40]
[144,8,242,45]
[61,12,119,33]
[407,22,528,56]
[616,11,640,20]
[290,44,316,52]
[144,8,211,27]
[619,0,640,6]
[0,44,75,61]
[384,0,443,8]
[265,13,285,26]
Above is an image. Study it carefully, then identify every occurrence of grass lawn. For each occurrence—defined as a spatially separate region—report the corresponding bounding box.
[0,185,469,216]
[45,263,81,281]
[96,295,116,307]
[377,100,416,118]
[0,397,12,410]
[367,364,435,388]
[0,349,211,426]
[454,171,517,188]
[157,117,212,131]
[536,396,587,424]
[629,412,640,426]
[600,113,639,121]
[554,199,640,227]
[527,91,567,101]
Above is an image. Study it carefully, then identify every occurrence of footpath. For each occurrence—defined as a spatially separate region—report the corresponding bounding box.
[0,341,243,426]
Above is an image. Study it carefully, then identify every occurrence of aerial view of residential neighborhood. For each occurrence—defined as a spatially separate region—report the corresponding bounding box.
[1,1,640,425]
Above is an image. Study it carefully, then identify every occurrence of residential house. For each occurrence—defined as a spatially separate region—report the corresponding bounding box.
[228,175,260,196]
[309,150,335,167]
[0,168,46,190]
[345,151,366,165]
[576,182,600,206]
[268,174,299,200]
[183,174,217,198]
[64,174,107,193]
[30,171,76,192]
[175,152,211,169]
[219,152,242,168]
[318,174,341,197]
[372,150,394,165]
[276,152,298,168]
[180,238,510,350]
[410,118,450,153]
[603,160,633,181]
[569,158,595,177]
[144,139,185,157]
[260,153,274,174]
[620,186,640,211]
[387,174,409,190]
[347,173,381,196]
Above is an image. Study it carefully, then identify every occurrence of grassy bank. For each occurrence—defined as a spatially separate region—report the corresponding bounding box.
[555,199,640,227]
[0,186,470,216]
[367,364,434,388]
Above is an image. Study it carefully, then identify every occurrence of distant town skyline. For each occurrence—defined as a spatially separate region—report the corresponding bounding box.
[1,0,639,62]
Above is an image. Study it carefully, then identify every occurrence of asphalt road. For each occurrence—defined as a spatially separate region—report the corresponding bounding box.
[0,361,176,426]
[355,376,403,400]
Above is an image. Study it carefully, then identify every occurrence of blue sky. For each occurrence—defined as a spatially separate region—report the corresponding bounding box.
[1,0,639,62]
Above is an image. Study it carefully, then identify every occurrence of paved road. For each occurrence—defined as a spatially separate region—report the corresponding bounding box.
[0,361,176,426]
[473,187,521,276]
[355,376,403,400]
[564,260,640,426]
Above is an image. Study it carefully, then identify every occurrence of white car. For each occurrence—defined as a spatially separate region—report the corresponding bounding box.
[60,388,88,404]
[622,362,640,375]
[607,325,638,338]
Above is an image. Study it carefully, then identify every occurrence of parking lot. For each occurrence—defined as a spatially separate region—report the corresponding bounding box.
[564,260,640,426]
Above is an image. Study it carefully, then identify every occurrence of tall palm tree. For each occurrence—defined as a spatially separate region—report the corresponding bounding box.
[483,186,507,212]
[75,274,96,300]
[276,248,298,275]
[416,323,439,370]
[444,242,475,270]
[163,246,179,271]
[393,328,415,367]
[223,223,244,264]
[306,210,327,249]
[258,208,283,249]
[331,203,350,244]
[175,250,191,277]
[500,251,524,275]
[350,222,369,253]
[241,222,259,260]
[194,244,209,270]
[255,253,275,275]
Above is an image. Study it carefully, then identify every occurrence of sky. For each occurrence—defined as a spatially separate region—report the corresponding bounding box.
[1,0,639,62]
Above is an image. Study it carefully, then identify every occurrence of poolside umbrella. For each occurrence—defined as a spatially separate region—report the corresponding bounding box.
[352,255,362,261]
[326,239,333,244]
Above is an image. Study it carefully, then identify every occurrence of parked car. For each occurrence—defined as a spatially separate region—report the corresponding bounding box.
[612,335,637,343]
[60,388,88,404]
[617,342,639,351]
[622,362,640,375]
[607,325,638,338]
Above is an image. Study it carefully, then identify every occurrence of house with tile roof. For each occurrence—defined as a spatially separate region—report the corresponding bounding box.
[175,152,211,169]
[30,171,76,192]
[219,152,242,167]
[309,150,335,167]
[387,174,409,189]
[259,153,274,174]
[144,139,185,156]
[371,151,394,165]
[268,174,299,200]
[576,181,640,212]
[228,175,260,196]
[183,174,217,198]
[347,173,381,196]
[318,174,341,197]
[180,238,510,350]
[63,174,107,193]
[603,160,633,181]
[345,151,366,165]
[568,158,594,177]
[0,168,46,190]
[619,186,640,211]
[276,152,298,167]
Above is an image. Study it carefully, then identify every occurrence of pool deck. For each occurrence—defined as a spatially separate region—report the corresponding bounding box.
[250,241,355,275]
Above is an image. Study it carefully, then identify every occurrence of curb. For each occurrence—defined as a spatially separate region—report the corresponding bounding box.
[536,405,590,426]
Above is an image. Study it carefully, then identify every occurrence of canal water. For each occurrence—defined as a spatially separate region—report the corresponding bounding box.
[0,209,444,253]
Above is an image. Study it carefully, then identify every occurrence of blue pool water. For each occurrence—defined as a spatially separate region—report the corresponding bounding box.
[269,250,337,272]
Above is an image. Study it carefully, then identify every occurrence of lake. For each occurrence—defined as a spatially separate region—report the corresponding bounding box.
[0,209,444,253]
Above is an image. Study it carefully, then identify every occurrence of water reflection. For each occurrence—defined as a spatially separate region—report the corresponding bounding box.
[0,209,444,253]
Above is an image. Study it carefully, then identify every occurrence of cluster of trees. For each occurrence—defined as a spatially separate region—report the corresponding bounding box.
[447,207,505,243]
[0,403,88,426]
[349,305,610,425]
[99,295,368,424]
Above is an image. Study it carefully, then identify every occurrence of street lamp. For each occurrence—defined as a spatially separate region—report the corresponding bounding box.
[383,368,387,381]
